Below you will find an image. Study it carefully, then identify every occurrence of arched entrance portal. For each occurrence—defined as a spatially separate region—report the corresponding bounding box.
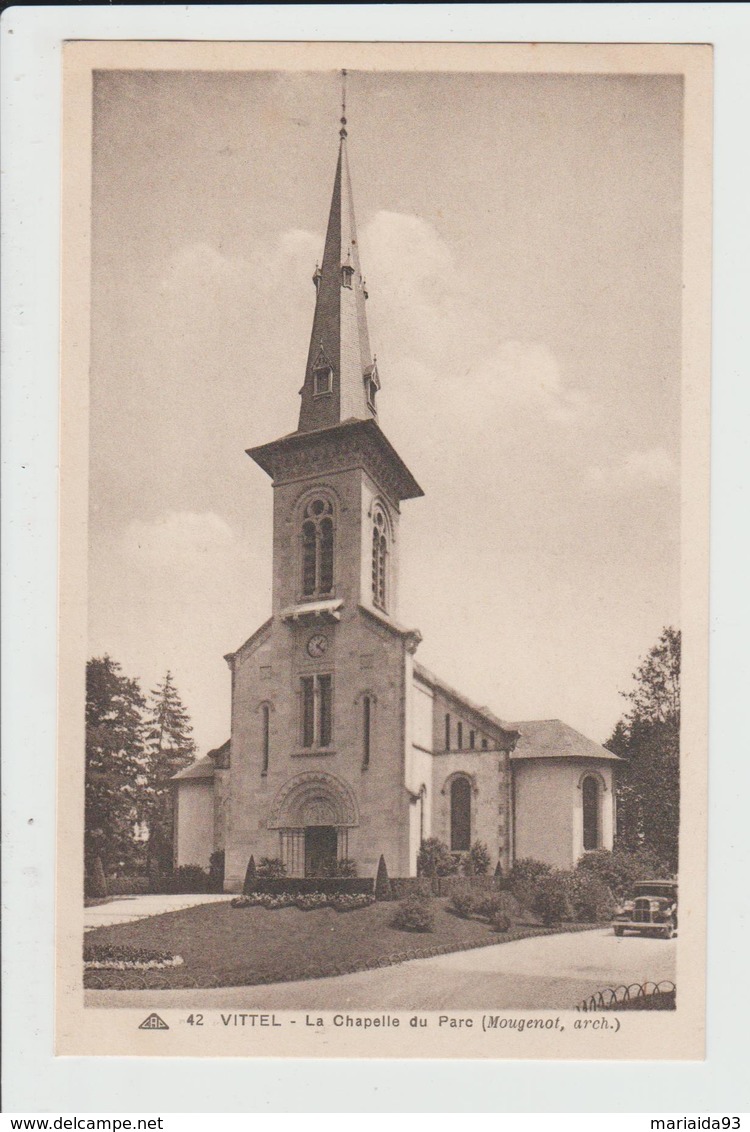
[268,772,359,877]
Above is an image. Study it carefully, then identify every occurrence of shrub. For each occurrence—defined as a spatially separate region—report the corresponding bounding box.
[474,893,506,920]
[391,895,435,933]
[449,891,477,919]
[568,872,616,922]
[531,871,575,925]
[463,841,491,876]
[256,857,287,878]
[509,857,553,912]
[375,854,392,901]
[325,857,358,878]
[576,846,670,900]
[493,911,512,933]
[169,864,210,893]
[243,855,257,895]
[417,837,460,878]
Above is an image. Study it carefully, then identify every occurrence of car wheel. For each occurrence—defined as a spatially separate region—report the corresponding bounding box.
[663,920,676,940]
[614,927,624,937]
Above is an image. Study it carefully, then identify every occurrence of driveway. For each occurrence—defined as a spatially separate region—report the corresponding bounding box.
[84,893,231,930]
[85,927,676,1011]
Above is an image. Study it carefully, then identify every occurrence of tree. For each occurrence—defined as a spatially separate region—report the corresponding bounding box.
[140,671,197,874]
[606,627,680,871]
[85,656,147,874]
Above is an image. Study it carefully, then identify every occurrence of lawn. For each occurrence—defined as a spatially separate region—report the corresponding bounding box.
[84,899,603,990]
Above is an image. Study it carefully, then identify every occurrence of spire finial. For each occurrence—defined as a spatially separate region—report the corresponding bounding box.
[340,69,348,139]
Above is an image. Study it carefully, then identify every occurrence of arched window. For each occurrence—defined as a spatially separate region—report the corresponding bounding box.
[371,508,388,609]
[362,695,372,768]
[582,775,601,851]
[301,498,334,597]
[261,704,270,774]
[450,777,471,851]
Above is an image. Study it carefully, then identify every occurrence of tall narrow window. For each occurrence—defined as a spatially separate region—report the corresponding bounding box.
[362,695,372,768]
[469,730,476,750]
[457,722,463,749]
[318,675,332,748]
[261,704,270,774]
[450,777,471,851]
[371,508,388,609]
[582,776,601,851]
[301,677,315,748]
[445,713,451,750]
[301,498,334,598]
[300,674,333,750]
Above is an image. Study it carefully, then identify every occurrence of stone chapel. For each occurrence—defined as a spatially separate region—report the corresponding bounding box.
[173,100,619,890]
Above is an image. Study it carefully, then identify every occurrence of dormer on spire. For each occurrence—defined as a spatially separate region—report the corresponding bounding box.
[297,77,378,433]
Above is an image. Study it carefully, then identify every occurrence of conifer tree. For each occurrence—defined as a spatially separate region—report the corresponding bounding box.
[606,627,681,871]
[140,671,197,873]
[85,656,147,873]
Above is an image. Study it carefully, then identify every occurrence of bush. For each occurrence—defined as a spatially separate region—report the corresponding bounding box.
[449,891,477,919]
[568,872,616,922]
[462,841,492,876]
[243,855,257,895]
[509,857,553,913]
[375,854,392,901]
[391,895,435,933]
[417,837,460,878]
[256,857,287,878]
[532,872,575,925]
[169,864,210,893]
[493,911,512,933]
[576,846,670,900]
[474,893,506,920]
[83,943,183,969]
[325,857,358,878]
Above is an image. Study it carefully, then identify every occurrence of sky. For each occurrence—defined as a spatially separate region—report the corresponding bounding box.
[88,69,683,751]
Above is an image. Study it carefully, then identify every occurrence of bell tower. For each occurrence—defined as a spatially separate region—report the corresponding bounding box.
[247,73,423,627]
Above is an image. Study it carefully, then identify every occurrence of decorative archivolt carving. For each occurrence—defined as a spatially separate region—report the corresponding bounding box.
[268,771,360,829]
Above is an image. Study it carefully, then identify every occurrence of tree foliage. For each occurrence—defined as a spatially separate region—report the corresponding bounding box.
[85,656,147,872]
[607,627,680,871]
[140,671,197,873]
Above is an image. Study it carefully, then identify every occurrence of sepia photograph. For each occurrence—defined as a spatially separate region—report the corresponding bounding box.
[54,40,711,1060]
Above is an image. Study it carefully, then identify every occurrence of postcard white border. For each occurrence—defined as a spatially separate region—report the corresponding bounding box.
[2,1,749,1114]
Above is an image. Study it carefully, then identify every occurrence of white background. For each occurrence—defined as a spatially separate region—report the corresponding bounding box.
[2,2,749,1114]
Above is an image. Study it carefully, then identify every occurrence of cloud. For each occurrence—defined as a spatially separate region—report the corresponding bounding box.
[158,229,319,298]
[471,340,589,423]
[122,511,235,569]
[586,446,679,491]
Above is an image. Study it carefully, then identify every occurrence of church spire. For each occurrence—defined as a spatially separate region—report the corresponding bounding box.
[297,71,379,433]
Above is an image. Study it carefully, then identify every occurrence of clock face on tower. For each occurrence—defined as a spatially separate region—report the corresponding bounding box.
[306,633,329,659]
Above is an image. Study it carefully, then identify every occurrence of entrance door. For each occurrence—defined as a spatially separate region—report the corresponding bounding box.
[304,826,338,877]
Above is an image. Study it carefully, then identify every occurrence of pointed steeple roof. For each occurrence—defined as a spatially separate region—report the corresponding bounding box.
[298,112,377,432]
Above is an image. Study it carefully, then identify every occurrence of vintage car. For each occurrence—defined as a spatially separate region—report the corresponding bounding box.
[612,880,678,939]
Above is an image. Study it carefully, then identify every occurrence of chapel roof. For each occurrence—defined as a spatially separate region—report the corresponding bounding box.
[171,755,216,781]
[506,719,620,761]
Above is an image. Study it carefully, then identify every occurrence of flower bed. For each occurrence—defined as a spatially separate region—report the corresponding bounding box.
[232,892,375,913]
[244,877,373,896]
[84,944,184,971]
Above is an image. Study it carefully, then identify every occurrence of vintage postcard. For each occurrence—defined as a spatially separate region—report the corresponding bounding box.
[57,40,711,1059]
